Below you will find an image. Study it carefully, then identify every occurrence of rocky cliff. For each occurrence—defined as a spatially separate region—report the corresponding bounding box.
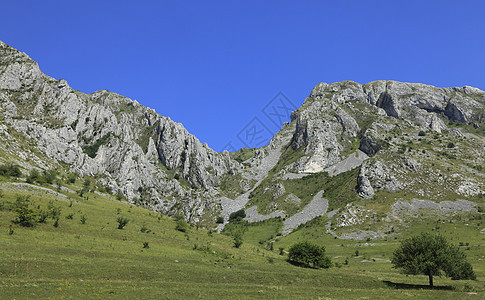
[1,41,484,233]
[0,40,238,222]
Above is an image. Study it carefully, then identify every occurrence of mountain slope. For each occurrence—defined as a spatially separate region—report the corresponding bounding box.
[0,40,239,223]
[1,41,484,236]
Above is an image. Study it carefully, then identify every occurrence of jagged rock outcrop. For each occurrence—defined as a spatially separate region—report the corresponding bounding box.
[1,40,484,229]
[0,40,239,221]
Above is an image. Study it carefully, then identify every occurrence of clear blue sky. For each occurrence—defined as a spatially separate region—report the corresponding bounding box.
[2,1,484,151]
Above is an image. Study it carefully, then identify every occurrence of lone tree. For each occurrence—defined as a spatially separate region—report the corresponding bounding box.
[392,233,475,288]
[288,241,332,269]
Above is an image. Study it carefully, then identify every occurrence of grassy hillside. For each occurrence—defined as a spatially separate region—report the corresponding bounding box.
[0,175,484,299]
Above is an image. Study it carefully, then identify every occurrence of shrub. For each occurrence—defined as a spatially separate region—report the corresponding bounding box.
[66,173,77,184]
[140,224,151,233]
[80,214,87,224]
[229,209,246,222]
[233,232,243,248]
[143,242,149,249]
[117,216,129,229]
[288,241,332,269]
[216,216,224,224]
[13,196,37,227]
[418,130,426,136]
[279,247,285,255]
[42,169,57,184]
[38,210,49,223]
[447,142,455,148]
[175,219,189,232]
[65,213,74,220]
[0,163,21,178]
[26,169,42,184]
[47,201,61,220]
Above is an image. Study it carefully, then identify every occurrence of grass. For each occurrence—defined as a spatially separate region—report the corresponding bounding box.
[249,167,360,215]
[0,175,483,299]
[222,218,283,247]
[229,147,256,163]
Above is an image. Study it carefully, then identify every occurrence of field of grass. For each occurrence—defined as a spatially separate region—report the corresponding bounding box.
[0,176,484,299]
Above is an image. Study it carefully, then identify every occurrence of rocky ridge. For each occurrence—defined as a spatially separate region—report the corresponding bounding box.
[0,40,238,222]
[1,41,484,235]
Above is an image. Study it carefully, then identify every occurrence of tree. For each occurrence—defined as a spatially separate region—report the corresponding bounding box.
[287,241,332,269]
[392,233,476,288]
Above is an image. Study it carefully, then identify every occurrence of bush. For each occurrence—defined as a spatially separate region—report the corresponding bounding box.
[175,219,189,232]
[233,232,243,248]
[229,209,246,222]
[47,201,61,220]
[216,216,224,224]
[117,216,129,229]
[66,173,77,184]
[143,242,149,249]
[38,210,49,223]
[26,169,42,184]
[287,241,332,269]
[80,214,87,224]
[13,196,37,227]
[0,163,21,178]
[418,130,426,136]
[447,142,455,148]
[140,224,151,233]
[43,169,57,184]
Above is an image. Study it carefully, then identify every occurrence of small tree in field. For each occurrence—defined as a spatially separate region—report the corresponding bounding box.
[392,233,476,288]
[288,241,332,269]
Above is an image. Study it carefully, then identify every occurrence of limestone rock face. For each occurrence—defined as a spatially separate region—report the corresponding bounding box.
[1,40,484,227]
[0,40,239,222]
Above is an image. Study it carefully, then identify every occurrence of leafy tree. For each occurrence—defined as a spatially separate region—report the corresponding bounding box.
[392,233,476,288]
[229,209,246,222]
[288,241,332,269]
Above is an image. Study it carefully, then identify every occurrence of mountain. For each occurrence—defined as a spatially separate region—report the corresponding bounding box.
[1,41,484,236]
[0,40,238,223]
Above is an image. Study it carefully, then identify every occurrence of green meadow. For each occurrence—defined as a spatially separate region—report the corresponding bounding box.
[0,177,483,299]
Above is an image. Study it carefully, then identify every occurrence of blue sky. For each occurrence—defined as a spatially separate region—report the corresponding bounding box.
[2,1,484,151]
